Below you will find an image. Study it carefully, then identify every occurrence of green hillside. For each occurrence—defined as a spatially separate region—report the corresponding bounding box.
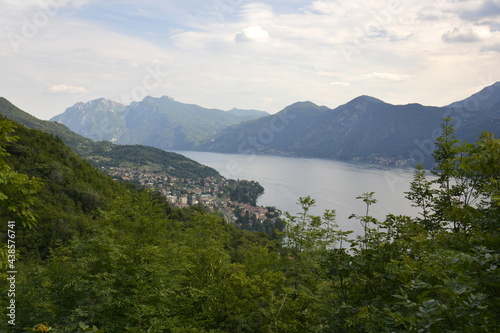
[0,115,135,256]
[0,98,219,179]
[0,97,95,156]
[87,142,220,179]
[0,113,498,332]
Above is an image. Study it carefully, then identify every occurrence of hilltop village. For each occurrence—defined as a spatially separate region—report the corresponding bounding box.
[103,166,283,233]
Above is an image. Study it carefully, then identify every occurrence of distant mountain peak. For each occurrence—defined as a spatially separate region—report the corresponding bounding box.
[335,95,386,113]
[349,95,386,105]
[284,101,320,110]
[50,95,270,150]
[279,101,327,116]
[45,82,500,166]
[447,81,500,110]
[50,98,127,142]
[67,98,125,111]
[144,95,174,102]
[226,108,270,118]
[289,101,319,108]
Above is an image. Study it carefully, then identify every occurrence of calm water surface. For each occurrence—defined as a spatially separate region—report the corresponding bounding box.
[175,151,420,235]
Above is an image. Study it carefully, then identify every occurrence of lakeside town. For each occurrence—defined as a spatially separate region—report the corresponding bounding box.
[103,166,283,232]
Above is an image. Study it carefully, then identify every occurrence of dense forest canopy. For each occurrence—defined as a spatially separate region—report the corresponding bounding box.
[0,116,499,332]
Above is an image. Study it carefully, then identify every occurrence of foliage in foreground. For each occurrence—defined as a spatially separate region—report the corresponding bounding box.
[0,117,498,332]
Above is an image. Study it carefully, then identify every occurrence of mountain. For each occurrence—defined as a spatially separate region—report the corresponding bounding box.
[0,112,136,255]
[227,108,270,120]
[3,106,498,333]
[0,97,95,155]
[0,98,220,179]
[51,98,127,142]
[48,83,500,167]
[199,83,500,167]
[51,96,269,150]
[447,81,500,110]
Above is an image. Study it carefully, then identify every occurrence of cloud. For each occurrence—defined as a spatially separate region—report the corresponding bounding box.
[492,22,500,31]
[0,0,39,8]
[329,81,350,86]
[2,0,500,119]
[364,72,410,82]
[0,0,89,10]
[239,3,274,22]
[418,13,442,21]
[235,25,270,43]
[442,27,488,43]
[309,1,340,15]
[481,43,500,52]
[460,0,500,21]
[46,84,88,94]
[53,0,89,7]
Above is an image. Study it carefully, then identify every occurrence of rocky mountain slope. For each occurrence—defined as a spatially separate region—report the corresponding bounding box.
[0,98,220,179]
[49,83,500,167]
[51,96,269,150]
[199,82,500,167]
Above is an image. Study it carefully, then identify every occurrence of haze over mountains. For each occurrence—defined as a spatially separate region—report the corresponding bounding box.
[51,96,270,150]
[202,82,500,166]
[51,82,500,167]
[0,97,220,179]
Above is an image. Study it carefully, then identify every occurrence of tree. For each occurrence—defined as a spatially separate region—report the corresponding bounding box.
[349,192,378,248]
[277,196,339,331]
[0,119,41,227]
[405,163,436,230]
[431,118,498,232]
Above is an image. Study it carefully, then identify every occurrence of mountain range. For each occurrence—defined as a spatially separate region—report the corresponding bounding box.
[51,82,500,167]
[201,83,500,166]
[51,96,269,150]
[0,97,220,179]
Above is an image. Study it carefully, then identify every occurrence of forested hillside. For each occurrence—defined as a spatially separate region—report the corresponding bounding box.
[0,97,95,156]
[0,116,499,332]
[0,98,220,180]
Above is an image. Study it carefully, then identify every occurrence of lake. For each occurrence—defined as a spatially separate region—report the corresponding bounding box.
[175,151,421,235]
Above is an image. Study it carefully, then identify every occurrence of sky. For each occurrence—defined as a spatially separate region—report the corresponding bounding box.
[1,0,500,120]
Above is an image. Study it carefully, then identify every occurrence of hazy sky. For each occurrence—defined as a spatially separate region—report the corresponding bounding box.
[1,0,500,119]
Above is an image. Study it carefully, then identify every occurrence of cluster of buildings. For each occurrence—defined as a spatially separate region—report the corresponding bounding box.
[352,156,411,167]
[106,167,222,206]
[232,202,270,220]
[104,166,280,224]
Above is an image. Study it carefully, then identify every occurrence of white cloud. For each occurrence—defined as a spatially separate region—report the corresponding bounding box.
[0,0,88,11]
[481,42,500,52]
[239,3,275,23]
[235,25,270,43]
[53,0,89,7]
[1,0,500,119]
[459,0,500,21]
[329,81,350,86]
[364,72,411,82]
[309,1,340,15]
[442,27,490,43]
[0,0,38,7]
[46,84,88,94]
